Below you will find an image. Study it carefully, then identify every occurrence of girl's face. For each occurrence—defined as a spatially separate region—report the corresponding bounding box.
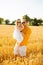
[16,19,24,31]
[17,20,21,27]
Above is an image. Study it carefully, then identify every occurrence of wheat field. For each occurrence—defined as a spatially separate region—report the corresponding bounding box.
[0,25,43,65]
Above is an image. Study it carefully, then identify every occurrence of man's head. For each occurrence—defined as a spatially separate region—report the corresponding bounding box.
[22,19,28,26]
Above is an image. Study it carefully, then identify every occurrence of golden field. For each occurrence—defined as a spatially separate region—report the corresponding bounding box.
[0,25,43,65]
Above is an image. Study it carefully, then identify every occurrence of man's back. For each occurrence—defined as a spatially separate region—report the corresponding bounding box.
[20,26,31,46]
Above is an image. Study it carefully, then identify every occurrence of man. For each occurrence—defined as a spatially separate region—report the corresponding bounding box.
[19,19,31,56]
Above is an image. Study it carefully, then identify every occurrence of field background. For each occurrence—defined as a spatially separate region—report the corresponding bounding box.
[0,25,43,65]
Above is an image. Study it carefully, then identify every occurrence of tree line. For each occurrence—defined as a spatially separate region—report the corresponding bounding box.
[0,15,43,26]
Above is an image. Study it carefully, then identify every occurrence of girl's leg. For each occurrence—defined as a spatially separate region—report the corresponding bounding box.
[14,43,19,55]
[18,46,26,56]
[14,43,20,58]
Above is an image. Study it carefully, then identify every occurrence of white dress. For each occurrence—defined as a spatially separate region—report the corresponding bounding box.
[13,26,23,43]
[13,26,26,56]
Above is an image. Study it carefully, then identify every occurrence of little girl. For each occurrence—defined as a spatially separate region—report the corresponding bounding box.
[13,19,24,56]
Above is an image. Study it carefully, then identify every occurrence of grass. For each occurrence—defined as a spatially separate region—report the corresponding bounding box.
[0,25,43,65]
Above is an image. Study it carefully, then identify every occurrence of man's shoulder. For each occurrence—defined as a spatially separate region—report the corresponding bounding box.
[22,26,31,34]
[26,26,32,33]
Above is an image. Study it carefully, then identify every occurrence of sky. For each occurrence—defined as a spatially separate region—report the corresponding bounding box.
[0,0,43,22]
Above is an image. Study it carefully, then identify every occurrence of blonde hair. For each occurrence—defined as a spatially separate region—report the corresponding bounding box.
[16,19,21,25]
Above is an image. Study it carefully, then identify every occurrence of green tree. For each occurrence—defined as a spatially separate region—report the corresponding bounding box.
[0,18,4,24]
[37,19,43,25]
[32,18,43,26]
[32,18,39,26]
[22,14,31,21]
[5,19,10,25]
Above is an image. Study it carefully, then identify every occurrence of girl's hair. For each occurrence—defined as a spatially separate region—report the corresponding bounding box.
[16,19,21,25]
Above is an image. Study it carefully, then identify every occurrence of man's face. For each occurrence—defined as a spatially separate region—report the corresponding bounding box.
[22,19,28,26]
